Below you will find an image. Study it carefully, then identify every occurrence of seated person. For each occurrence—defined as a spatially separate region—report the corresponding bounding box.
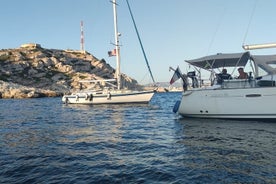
[220,69,232,79]
[237,67,248,79]
[216,69,232,84]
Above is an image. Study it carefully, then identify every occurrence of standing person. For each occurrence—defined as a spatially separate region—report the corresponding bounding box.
[238,68,248,79]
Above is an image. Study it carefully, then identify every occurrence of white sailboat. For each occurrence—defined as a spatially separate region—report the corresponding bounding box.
[171,43,276,119]
[62,0,155,104]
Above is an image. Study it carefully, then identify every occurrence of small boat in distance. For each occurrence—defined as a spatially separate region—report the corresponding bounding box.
[62,0,155,104]
[171,43,276,119]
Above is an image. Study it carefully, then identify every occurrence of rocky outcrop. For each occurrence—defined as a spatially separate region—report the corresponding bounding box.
[0,81,61,98]
[0,45,142,98]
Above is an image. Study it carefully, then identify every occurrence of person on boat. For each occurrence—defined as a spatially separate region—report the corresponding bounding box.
[237,67,248,79]
[217,69,232,84]
[221,69,232,79]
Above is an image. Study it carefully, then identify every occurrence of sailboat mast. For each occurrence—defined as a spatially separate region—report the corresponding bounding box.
[112,0,121,90]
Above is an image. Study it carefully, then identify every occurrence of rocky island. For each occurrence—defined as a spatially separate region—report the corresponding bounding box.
[0,43,145,98]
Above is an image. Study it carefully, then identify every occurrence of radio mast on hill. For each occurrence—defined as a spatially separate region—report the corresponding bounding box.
[80,20,85,53]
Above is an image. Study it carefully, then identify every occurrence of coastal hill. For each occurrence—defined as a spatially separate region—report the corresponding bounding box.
[0,43,144,98]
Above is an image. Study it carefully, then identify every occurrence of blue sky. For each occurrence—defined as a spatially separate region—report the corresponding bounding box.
[1,0,276,84]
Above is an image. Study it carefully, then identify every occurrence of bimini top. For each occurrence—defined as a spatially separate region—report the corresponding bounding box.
[185,52,250,70]
[251,54,276,74]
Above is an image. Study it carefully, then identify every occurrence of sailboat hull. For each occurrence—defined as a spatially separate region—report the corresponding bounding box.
[62,90,155,104]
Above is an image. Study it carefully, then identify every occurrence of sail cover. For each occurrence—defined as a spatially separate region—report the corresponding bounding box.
[185,52,250,70]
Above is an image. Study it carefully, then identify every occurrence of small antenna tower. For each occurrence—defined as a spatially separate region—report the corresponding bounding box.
[80,20,85,53]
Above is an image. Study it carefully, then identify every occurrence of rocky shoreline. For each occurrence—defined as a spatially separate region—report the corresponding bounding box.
[0,80,63,98]
[0,44,146,99]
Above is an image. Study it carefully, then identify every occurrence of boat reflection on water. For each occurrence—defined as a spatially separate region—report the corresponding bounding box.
[61,103,152,144]
[173,117,276,183]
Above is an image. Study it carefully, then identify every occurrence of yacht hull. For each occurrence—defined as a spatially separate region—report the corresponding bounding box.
[177,87,276,119]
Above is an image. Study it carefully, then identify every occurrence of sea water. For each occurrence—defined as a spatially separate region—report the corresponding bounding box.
[0,92,275,183]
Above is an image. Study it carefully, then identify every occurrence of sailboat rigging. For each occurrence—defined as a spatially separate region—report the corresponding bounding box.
[61,0,155,104]
[126,0,155,84]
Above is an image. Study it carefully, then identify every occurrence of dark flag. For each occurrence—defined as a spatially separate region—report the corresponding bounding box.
[170,66,182,85]
[170,66,189,91]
